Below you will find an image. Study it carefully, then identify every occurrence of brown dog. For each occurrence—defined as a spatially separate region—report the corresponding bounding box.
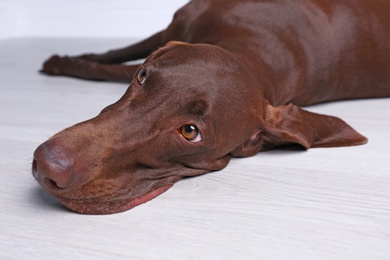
[34,0,390,214]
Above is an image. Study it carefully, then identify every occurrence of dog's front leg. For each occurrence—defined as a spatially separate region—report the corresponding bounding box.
[41,55,140,83]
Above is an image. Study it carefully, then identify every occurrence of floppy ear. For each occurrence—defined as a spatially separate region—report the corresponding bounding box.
[261,103,368,150]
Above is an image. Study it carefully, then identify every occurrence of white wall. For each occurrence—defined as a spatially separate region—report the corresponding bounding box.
[0,0,188,39]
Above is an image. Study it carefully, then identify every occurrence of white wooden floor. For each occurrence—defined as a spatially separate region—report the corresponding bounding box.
[0,38,389,260]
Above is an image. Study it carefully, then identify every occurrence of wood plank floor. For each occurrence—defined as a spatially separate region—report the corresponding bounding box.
[0,38,389,260]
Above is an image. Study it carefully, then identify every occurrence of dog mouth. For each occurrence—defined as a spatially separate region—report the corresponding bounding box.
[55,185,173,215]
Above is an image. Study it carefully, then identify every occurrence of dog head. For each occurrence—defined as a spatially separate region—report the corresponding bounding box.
[32,42,366,214]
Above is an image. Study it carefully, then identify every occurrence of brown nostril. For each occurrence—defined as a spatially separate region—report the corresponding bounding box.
[43,177,63,190]
[32,159,38,178]
[41,167,74,190]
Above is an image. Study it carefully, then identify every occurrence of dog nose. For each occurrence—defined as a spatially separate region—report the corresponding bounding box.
[32,143,77,190]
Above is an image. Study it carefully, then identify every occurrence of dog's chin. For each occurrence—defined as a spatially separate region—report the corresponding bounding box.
[56,185,173,215]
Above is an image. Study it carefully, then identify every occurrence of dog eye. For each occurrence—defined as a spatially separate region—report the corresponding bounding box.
[180,125,202,143]
[137,68,147,85]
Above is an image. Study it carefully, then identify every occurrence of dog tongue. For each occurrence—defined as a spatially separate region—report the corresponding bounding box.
[59,185,173,215]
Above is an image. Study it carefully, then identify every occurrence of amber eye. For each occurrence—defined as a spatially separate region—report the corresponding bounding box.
[180,125,202,143]
[137,68,147,85]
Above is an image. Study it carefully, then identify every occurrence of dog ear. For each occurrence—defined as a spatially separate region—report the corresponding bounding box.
[261,103,368,150]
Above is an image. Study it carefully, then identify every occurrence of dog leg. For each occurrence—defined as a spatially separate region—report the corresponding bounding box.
[41,31,166,82]
[41,56,140,83]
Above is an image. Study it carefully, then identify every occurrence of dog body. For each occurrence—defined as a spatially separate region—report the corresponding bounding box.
[165,0,390,106]
[34,0,390,214]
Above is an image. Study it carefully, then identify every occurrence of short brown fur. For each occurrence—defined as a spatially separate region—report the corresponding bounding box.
[34,0,390,214]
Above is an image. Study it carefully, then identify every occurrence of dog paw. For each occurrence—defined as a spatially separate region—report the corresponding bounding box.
[41,55,67,75]
[41,55,88,77]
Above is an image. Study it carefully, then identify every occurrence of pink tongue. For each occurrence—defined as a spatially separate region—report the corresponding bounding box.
[128,185,173,209]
